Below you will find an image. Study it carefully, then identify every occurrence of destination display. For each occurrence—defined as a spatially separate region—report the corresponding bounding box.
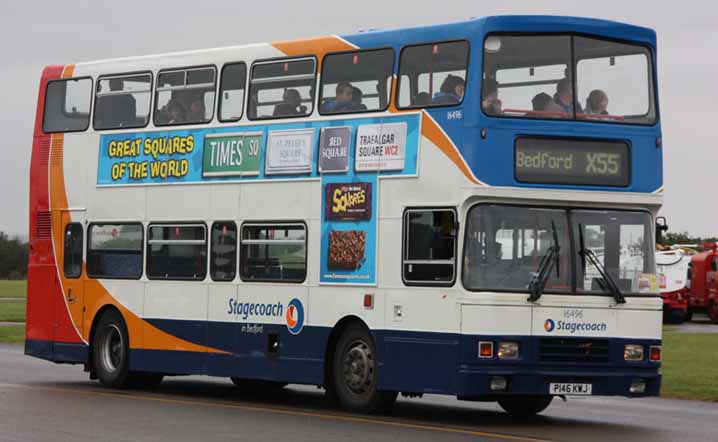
[515,138,630,187]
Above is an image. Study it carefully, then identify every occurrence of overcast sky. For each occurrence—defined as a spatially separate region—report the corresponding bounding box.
[1,0,716,238]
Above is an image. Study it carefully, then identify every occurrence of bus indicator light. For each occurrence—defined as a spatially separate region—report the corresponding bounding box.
[363,294,373,309]
[479,341,493,358]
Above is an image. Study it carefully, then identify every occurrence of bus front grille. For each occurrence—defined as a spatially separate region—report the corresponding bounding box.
[538,338,610,363]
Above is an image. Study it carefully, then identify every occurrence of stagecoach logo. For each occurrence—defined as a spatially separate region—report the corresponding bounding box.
[544,319,556,332]
[227,297,305,334]
[543,318,608,334]
[285,298,305,335]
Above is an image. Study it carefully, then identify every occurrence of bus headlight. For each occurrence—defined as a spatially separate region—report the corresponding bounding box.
[624,344,644,361]
[497,342,520,360]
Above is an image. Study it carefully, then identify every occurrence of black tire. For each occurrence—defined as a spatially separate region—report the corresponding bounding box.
[331,324,397,414]
[230,377,287,393]
[92,309,131,388]
[685,307,694,322]
[92,309,164,389]
[668,308,686,324]
[498,395,553,417]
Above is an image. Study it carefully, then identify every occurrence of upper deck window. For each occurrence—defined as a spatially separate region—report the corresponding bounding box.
[154,67,216,126]
[248,58,316,120]
[397,41,469,109]
[319,48,394,115]
[43,78,92,133]
[218,62,247,122]
[94,73,152,130]
[483,35,656,125]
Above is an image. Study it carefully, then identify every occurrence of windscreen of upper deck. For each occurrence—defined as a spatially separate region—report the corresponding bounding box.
[482,35,656,125]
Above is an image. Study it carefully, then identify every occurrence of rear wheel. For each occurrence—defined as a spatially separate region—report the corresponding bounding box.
[498,395,553,417]
[92,309,163,389]
[93,310,131,388]
[332,324,397,414]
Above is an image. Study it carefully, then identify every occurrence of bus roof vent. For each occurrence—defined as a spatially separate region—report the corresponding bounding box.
[35,211,52,240]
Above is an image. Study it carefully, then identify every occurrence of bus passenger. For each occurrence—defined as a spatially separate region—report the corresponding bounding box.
[545,78,582,115]
[322,82,354,113]
[481,79,502,115]
[95,78,137,127]
[585,89,609,115]
[351,86,368,111]
[188,100,206,122]
[531,93,552,112]
[273,89,304,117]
[433,75,465,105]
[166,99,186,124]
[414,92,431,106]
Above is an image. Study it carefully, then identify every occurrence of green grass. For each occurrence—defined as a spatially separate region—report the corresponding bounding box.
[0,280,26,298]
[0,300,26,322]
[661,332,718,402]
[0,325,24,343]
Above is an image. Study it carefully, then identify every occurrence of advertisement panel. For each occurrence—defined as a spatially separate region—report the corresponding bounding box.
[265,128,315,175]
[318,126,351,173]
[202,132,262,177]
[355,122,407,172]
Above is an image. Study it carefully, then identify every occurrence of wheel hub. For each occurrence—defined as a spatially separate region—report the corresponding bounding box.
[101,324,123,373]
[342,341,374,394]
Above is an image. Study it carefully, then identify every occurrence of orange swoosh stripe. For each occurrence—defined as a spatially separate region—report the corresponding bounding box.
[272,36,356,72]
[50,64,226,354]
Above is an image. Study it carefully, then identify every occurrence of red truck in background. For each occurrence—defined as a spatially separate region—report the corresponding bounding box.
[687,243,718,323]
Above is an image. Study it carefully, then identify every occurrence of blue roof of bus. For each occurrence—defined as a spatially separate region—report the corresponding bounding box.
[342,15,656,50]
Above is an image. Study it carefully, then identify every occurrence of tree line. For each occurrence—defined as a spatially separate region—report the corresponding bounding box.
[659,231,718,247]
[0,232,28,279]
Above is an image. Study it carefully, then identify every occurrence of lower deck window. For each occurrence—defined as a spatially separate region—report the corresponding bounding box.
[87,223,143,279]
[240,224,306,283]
[403,209,457,285]
[147,224,207,280]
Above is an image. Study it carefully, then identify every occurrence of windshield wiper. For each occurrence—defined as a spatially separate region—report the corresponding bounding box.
[527,221,561,302]
[577,223,626,304]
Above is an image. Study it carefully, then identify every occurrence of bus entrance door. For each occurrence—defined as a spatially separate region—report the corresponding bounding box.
[60,210,86,336]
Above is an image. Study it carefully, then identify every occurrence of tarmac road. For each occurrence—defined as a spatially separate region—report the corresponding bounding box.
[1,344,717,442]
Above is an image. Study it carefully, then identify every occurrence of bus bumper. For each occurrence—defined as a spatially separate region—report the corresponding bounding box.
[456,368,661,398]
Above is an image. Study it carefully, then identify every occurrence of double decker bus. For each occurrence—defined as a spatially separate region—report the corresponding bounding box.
[27,15,663,417]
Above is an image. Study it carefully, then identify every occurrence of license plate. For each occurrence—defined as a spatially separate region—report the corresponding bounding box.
[549,383,593,395]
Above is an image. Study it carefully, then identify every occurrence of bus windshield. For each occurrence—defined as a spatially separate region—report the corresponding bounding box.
[463,205,658,295]
[483,34,656,125]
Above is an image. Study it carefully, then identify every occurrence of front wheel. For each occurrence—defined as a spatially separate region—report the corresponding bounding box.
[668,308,686,324]
[498,395,553,417]
[332,324,397,414]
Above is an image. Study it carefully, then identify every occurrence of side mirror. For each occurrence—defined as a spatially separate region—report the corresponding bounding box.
[655,216,669,244]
